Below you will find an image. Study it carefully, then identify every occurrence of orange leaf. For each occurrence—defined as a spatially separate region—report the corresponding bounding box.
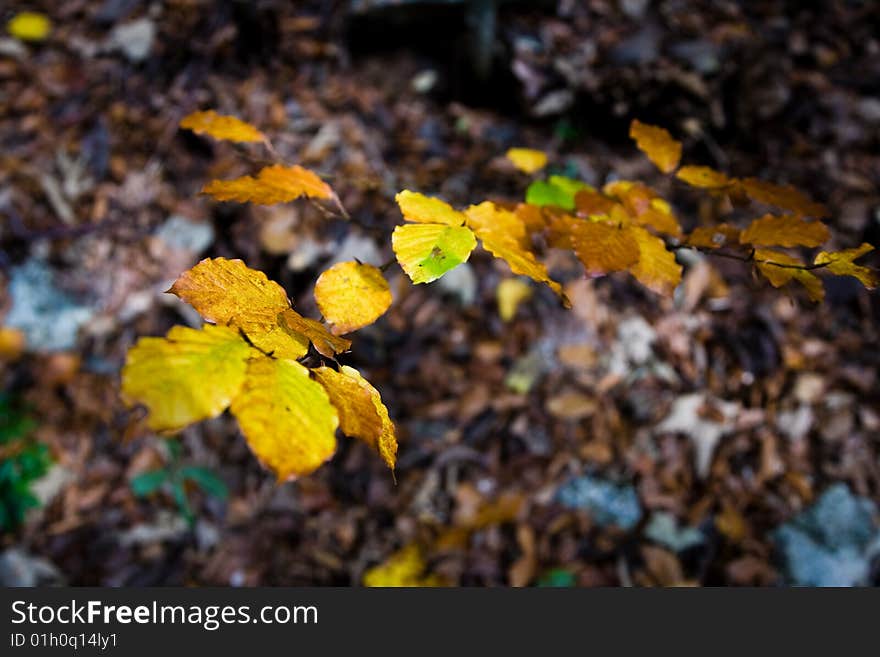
[312,365,397,470]
[464,202,565,299]
[604,181,681,236]
[514,203,547,235]
[740,214,829,248]
[202,164,333,204]
[314,261,393,335]
[568,220,640,276]
[179,110,267,144]
[739,178,828,218]
[675,165,733,189]
[814,243,877,289]
[629,119,682,174]
[574,188,618,217]
[628,226,683,296]
[685,224,741,249]
[280,309,351,358]
[754,249,824,302]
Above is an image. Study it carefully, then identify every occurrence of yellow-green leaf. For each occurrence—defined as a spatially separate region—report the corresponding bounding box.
[203,164,333,204]
[506,148,548,174]
[395,190,465,226]
[179,110,267,144]
[122,325,253,432]
[314,261,392,335]
[630,119,682,173]
[814,243,877,289]
[363,544,443,587]
[7,12,51,42]
[230,357,338,480]
[391,223,477,284]
[312,365,397,470]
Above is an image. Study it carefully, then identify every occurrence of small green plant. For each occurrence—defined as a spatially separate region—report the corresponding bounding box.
[130,438,228,527]
[0,394,51,533]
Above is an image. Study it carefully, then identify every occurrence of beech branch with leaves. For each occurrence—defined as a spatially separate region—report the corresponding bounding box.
[120,110,877,482]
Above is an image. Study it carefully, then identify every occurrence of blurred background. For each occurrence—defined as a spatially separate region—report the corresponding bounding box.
[0,0,878,586]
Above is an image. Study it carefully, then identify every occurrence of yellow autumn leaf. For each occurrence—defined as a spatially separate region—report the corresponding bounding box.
[628,226,683,296]
[814,243,877,289]
[740,214,830,248]
[314,261,392,335]
[280,309,351,358]
[574,188,618,217]
[363,544,442,587]
[675,165,733,189]
[7,12,51,42]
[464,202,564,299]
[121,325,253,432]
[754,249,824,302]
[391,223,477,284]
[739,178,828,218]
[395,190,466,226]
[685,224,741,249]
[506,148,548,174]
[168,257,309,358]
[497,278,534,321]
[0,327,25,360]
[179,110,267,144]
[230,357,338,480]
[568,220,640,276]
[312,365,397,470]
[202,164,333,204]
[630,119,682,174]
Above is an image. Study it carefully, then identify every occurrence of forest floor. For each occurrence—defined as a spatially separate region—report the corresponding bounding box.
[1,0,879,586]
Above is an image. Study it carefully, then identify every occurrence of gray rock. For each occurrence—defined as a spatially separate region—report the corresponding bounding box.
[773,484,880,586]
[5,258,94,352]
[108,18,154,63]
[0,549,66,587]
[155,215,214,255]
[556,475,642,530]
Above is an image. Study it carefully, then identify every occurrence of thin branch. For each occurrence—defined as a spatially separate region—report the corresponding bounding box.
[672,243,831,271]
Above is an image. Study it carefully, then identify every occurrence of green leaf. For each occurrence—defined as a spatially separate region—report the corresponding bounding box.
[391,223,477,284]
[130,469,169,497]
[525,176,590,210]
[180,466,228,500]
[171,480,194,526]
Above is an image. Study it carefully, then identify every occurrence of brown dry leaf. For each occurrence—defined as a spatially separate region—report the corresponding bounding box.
[629,119,682,173]
[314,261,392,335]
[312,365,397,470]
[685,224,741,249]
[814,242,878,289]
[754,249,824,302]
[675,165,733,189]
[230,357,338,480]
[739,178,828,218]
[202,164,333,204]
[395,190,466,226]
[546,390,597,421]
[506,148,548,174]
[568,220,640,276]
[740,214,830,248]
[464,201,565,300]
[628,226,683,296]
[179,110,267,144]
[280,309,351,358]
